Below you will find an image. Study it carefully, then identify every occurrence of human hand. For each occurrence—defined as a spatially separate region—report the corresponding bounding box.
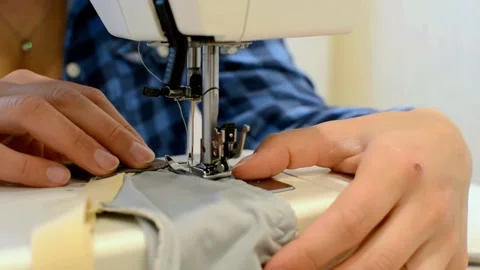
[233,108,472,269]
[0,70,155,187]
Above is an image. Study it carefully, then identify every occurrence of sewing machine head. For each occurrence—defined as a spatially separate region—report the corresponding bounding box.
[89,0,359,180]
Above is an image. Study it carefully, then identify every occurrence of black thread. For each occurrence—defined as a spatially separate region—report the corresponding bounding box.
[203,87,219,96]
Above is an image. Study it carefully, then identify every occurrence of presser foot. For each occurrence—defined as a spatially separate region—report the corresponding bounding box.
[164,123,251,180]
[164,155,233,180]
[192,124,251,180]
[190,160,232,180]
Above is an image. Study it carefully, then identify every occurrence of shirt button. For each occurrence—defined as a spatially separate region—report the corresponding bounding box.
[66,62,81,79]
[156,46,169,58]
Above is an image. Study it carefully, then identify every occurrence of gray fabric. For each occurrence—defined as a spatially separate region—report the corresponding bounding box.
[67,159,169,181]
[101,170,297,270]
[135,217,160,270]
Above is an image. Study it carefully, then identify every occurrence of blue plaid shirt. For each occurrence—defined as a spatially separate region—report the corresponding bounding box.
[63,1,402,156]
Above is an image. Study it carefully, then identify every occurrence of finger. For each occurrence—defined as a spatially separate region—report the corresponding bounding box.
[2,135,35,154]
[0,96,119,175]
[1,69,51,84]
[335,202,435,270]
[0,134,9,142]
[76,86,147,145]
[43,147,69,163]
[406,237,457,270]
[44,87,154,167]
[0,144,70,187]
[331,154,361,173]
[232,125,364,180]
[446,249,469,270]
[2,71,147,147]
[407,214,467,269]
[29,139,45,157]
[264,141,420,270]
[446,182,470,270]
[5,136,56,161]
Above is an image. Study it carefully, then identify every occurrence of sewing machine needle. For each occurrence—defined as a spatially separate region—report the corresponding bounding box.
[188,101,196,167]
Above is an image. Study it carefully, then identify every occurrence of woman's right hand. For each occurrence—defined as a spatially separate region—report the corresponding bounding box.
[0,69,155,187]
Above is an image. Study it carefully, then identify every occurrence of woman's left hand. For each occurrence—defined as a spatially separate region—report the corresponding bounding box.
[233,108,472,269]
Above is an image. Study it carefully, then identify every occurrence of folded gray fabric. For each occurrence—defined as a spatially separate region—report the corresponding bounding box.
[101,170,297,270]
[67,159,169,181]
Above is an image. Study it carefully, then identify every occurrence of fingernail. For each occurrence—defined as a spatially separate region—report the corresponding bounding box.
[234,154,255,168]
[46,166,70,184]
[130,141,155,163]
[94,149,120,170]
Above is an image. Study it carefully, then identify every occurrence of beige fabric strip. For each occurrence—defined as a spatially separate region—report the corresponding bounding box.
[31,194,96,270]
[31,173,126,270]
[84,173,126,204]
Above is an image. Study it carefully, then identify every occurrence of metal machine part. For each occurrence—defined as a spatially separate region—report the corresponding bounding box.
[164,155,295,193]
[141,1,251,180]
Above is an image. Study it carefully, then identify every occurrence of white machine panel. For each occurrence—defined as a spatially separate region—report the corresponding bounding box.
[90,0,167,41]
[169,0,249,41]
[89,0,359,42]
[241,0,360,40]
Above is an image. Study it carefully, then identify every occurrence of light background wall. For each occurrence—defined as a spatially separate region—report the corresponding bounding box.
[286,0,480,183]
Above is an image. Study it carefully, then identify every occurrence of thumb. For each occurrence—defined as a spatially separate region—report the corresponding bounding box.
[2,69,52,84]
[232,124,363,180]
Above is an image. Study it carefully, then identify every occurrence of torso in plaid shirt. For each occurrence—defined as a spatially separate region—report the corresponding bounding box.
[64,0,387,157]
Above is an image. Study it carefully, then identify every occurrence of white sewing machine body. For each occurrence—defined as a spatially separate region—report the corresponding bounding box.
[89,0,359,42]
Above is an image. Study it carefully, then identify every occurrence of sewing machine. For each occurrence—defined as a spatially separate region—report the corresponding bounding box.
[89,0,359,180]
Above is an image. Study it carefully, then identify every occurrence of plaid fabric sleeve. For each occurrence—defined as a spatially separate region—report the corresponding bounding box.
[214,39,413,149]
